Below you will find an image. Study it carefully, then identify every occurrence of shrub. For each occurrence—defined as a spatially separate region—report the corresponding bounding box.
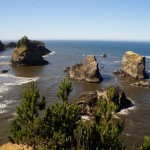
[139,136,150,150]
[106,86,116,101]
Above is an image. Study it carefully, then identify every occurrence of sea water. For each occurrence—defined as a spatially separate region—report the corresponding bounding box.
[0,40,150,149]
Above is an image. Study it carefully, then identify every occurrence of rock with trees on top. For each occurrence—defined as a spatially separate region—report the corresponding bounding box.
[75,86,133,116]
[11,36,50,66]
[5,42,17,49]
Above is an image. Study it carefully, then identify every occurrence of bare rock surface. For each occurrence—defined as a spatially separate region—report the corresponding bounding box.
[68,55,103,83]
[121,51,148,79]
[131,80,150,88]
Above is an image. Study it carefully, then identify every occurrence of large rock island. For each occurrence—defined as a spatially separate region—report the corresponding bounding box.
[121,51,148,79]
[11,36,50,66]
[68,55,103,83]
[0,41,5,51]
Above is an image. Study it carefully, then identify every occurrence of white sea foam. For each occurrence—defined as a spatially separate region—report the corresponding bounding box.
[0,74,39,114]
[117,106,136,115]
[0,103,7,114]
[145,56,150,58]
[0,100,15,114]
[113,60,120,63]
[0,56,11,59]
[43,51,56,57]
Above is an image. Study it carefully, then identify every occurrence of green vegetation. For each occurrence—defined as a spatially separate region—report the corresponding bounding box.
[17,36,44,49]
[139,136,150,150]
[106,85,116,101]
[8,82,46,149]
[8,78,149,149]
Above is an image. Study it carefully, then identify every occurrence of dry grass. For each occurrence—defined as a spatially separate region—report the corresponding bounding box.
[0,142,32,150]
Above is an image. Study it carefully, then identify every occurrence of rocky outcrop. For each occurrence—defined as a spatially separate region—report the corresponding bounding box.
[131,80,150,88]
[0,41,5,51]
[63,67,70,72]
[31,40,51,56]
[1,70,8,73]
[75,86,132,116]
[121,51,148,79]
[11,37,49,66]
[5,42,17,48]
[68,55,103,83]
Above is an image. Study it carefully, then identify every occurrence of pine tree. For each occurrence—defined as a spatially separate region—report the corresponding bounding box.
[57,77,73,102]
[41,77,81,149]
[76,100,125,150]
[8,82,46,149]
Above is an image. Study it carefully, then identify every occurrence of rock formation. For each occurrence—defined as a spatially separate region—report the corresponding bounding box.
[68,55,103,83]
[0,41,5,51]
[121,51,148,79]
[75,86,132,116]
[5,42,17,49]
[31,40,51,56]
[11,36,49,66]
[131,80,150,88]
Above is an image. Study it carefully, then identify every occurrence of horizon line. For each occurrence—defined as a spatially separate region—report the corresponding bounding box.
[1,38,150,43]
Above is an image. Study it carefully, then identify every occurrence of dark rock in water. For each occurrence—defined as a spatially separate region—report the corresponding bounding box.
[1,70,8,73]
[0,41,5,51]
[101,53,106,57]
[5,42,17,48]
[31,41,51,56]
[131,80,150,88]
[63,67,70,72]
[11,36,49,66]
[121,51,148,79]
[68,55,103,83]
[113,70,121,75]
[75,86,132,116]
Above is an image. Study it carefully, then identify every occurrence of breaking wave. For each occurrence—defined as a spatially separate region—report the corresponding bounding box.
[0,74,39,114]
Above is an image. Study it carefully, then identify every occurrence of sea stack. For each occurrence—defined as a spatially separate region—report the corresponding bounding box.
[75,86,132,116]
[68,55,103,83]
[11,36,50,66]
[121,51,148,79]
[0,41,5,51]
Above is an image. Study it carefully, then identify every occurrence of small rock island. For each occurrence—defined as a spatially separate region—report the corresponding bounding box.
[68,55,103,83]
[11,36,50,66]
[0,40,5,51]
[121,51,148,79]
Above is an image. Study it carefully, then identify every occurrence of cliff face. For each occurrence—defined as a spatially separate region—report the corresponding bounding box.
[68,55,103,83]
[0,41,5,51]
[11,47,49,66]
[121,51,148,79]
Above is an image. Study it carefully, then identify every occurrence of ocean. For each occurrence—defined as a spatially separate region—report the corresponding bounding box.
[0,40,150,149]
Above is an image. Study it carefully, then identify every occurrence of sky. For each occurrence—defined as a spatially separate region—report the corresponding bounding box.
[1,0,150,41]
